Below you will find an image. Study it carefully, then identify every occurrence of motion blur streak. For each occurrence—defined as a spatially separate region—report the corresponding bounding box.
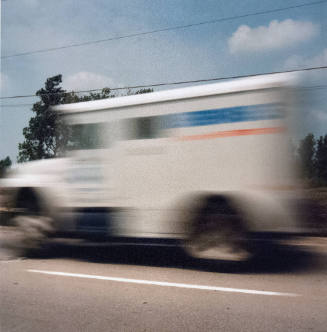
[1,74,316,263]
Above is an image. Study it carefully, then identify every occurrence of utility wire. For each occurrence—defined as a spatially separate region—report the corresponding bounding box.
[2,0,327,59]
[2,84,327,108]
[1,65,327,101]
[1,103,35,107]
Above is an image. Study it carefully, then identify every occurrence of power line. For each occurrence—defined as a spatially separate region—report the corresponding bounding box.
[2,84,327,108]
[303,85,327,90]
[2,0,327,59]
[0,103,35,107]
[1,65,327,103]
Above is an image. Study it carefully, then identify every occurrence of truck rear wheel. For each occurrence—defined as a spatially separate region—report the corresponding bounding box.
[9,189,54,256]
[184,196,250,262]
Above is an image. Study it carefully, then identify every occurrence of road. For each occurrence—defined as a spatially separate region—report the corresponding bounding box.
[1,239,327,332]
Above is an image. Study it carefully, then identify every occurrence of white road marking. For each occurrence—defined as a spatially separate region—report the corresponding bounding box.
[27,269,299,297]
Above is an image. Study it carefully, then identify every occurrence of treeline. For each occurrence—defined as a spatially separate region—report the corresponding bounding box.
[297,133,327,186]
[0,156,12,178]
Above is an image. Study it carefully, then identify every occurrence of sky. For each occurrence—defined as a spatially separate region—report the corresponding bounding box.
[1,0,326,162]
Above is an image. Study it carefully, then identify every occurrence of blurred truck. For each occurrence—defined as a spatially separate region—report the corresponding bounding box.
[1,74,309,261]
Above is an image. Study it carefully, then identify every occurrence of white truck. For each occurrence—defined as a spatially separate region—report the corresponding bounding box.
[1,74,308,261]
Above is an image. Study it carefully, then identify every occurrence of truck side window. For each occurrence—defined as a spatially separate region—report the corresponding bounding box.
[67,123,107,150]
[126,116,163,140]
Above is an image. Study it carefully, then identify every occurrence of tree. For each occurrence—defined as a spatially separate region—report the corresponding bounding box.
[135,88,153,94]
[18,75,67,162]
[297,133,316,180]
[126,88,153,96]
[0,156,12,177]
[17,75,113,162]
[63,87,113,104]
[315,135,327,184]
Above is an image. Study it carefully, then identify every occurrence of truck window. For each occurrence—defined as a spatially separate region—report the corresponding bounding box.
[67,123,106,150]
[125,116,163,140]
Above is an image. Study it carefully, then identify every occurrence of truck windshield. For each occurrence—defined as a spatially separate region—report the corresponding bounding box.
[67,123,106,150]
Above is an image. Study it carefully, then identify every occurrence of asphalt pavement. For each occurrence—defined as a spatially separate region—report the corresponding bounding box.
[1,239,327,332]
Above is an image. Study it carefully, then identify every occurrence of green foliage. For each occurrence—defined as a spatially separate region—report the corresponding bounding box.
[18,75,67,162]
[297,133,316,179]
[63,88,114,104]
[0,156,12,177]
[126,88,154,96]
[135,88,154,94]
[315,135,327,184]
[297,133,327,185]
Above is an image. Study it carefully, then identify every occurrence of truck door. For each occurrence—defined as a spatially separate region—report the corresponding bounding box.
[64,122,115,208]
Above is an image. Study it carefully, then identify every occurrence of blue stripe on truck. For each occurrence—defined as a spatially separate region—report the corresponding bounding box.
[167,103,283,128]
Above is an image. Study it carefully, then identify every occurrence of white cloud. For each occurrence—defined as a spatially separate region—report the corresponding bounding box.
[228,19,319,54]
[315,110,327,121]
[284,48,327,68]
[62,71,116,92]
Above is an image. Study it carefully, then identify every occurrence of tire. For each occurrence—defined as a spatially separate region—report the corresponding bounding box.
[12,215,53,252]
[8,189,54,256]
[184,196,250,262]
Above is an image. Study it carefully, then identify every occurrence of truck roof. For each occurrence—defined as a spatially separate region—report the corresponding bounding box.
[52,73,298,114]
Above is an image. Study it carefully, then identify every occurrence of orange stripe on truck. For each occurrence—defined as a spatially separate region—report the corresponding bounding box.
[178,126,286,141]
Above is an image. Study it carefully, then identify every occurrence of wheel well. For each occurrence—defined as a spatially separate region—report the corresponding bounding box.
[185,193,246,236]
[196,194,237,215]
[15,187,42,214]
[181,193,251,261]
